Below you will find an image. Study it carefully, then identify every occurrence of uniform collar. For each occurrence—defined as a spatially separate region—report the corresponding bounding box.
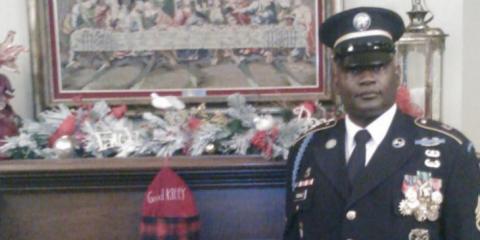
[345,104,397,155]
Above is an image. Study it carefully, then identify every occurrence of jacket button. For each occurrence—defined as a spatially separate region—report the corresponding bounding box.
[346,210,357,221]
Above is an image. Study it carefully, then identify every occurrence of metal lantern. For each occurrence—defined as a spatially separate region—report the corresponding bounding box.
[396,0,447,120]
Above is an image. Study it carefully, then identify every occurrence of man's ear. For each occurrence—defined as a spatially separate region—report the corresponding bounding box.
[393,58,401,87]
[332,61,341,91]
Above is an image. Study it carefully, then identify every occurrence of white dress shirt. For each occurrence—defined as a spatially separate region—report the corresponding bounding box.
[345,104,397,166]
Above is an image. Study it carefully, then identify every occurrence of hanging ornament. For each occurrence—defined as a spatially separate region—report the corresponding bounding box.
[204,143,216,154]
[253,115,275,131]
[53,135,75,158]
[210,111,228,125]
[191,103,208,118]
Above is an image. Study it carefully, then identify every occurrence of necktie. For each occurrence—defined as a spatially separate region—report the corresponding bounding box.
[348,129,371,183]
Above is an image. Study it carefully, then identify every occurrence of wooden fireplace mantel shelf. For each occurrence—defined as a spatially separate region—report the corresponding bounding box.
[0,156,288,239]
[0,156,287,191]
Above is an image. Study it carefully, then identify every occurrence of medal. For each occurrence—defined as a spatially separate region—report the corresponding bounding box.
[399,171,443,222]
[408,228,430,240]
[296,178,314,188]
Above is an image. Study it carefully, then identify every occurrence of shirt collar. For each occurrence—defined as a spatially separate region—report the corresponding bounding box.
[345,104,397,145]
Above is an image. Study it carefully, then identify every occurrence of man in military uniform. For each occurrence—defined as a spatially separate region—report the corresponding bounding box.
[284,7,480,240]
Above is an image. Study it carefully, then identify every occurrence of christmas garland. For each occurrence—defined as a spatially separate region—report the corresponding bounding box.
[0,94,333,160]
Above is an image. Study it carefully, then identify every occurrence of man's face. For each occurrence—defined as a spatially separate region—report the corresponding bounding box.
[334,59,400,126]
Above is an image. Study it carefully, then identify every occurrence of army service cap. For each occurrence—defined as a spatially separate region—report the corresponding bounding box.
[319,7,405,68]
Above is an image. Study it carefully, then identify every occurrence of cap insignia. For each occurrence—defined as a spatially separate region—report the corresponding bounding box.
[353,12,371,31]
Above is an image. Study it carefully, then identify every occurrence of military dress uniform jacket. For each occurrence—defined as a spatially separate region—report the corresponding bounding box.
[284,110,480,240]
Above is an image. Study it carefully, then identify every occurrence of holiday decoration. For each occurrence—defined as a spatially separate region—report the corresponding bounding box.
[140,167,200,240]
[396,84,424,118]
[151,93,186,110]
[0,31,28,73]
[0,93,334,160]
[0,31,27,159]
[53,135,75,158]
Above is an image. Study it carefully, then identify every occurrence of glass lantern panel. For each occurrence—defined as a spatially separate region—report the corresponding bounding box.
[397,38,443,120]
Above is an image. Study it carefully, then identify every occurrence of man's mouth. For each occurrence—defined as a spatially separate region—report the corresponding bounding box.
[356,91,380,100]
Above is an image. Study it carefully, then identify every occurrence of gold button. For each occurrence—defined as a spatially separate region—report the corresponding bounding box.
[346,210,357,221]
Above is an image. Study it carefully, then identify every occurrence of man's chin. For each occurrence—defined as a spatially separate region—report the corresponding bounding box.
[351,106,387,120]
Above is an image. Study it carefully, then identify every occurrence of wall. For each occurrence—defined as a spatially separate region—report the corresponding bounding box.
[462,0,480,147]
[0,0,33,119]
[1,0,479,146]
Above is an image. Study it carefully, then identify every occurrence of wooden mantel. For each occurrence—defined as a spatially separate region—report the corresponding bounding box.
[0,156,287,240]
[0,156,287,191]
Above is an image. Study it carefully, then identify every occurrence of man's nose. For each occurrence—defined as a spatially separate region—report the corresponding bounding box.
[358,69,377,85]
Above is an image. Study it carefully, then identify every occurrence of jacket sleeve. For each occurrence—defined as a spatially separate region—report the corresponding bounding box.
[443,142,480,239]
[283,143,301,240]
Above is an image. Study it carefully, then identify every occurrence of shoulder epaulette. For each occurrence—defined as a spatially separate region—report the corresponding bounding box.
[292,118,338,146]
[414,117,464,145]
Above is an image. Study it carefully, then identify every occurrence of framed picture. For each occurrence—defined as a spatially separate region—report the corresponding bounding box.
[28,0,343,111]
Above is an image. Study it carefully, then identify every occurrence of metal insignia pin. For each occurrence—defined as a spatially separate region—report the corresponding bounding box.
[415,137,446,147]
[304,167,311,178]
[425,149,441,158]
[325,139,337,149]
[353,12,371,31]
[294,189,308,202]
[424,159,441,169]
[392,138,406,149]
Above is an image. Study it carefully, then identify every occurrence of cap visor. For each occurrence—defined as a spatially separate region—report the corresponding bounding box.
[340,52,393,68]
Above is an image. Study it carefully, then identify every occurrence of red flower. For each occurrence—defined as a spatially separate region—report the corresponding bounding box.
[251,128,279,159]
